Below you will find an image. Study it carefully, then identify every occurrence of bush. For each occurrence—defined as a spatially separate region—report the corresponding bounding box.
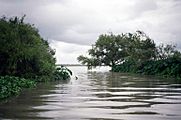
[0,76,36,100]
[0,16,56,81]
[0,16,72,100]
[112,60,137,73]
[53,66,72,80]
[112,57,181,79]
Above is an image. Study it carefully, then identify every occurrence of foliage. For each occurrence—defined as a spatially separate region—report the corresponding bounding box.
[0,16,56,81]
[156,44,179,60]
[77,31,156,68]
[112,60,137,73]
[77,55,101,69]
[0,16,72,100]
[125,31,156,63]
[78,31,181,78]
[0,16,72,81]
[111,38,181,78]
[113,57,181,78]
[139,57,181,78]
[0,76,36,100]
[53,66,72,80]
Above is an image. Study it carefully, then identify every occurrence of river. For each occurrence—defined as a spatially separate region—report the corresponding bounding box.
[0,66,181,120]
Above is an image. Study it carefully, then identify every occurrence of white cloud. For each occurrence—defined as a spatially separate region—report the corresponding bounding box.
[0,0,181,63]
[50,41,91,64]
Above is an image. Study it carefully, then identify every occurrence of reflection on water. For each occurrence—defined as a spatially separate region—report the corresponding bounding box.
[0,66,181,120]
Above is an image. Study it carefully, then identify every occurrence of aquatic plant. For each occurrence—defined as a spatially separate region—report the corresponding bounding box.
[0,76,36,100]
[54,66,72,80]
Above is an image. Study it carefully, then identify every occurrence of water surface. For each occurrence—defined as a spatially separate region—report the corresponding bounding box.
[0,66,181,120]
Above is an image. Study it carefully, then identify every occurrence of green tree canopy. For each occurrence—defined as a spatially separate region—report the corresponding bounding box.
[0,16,56,81]
[77,31,156,68]
[78,31,181,78]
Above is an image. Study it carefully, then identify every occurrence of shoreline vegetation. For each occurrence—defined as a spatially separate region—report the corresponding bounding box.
[78,31,181,79]
[0,16,72,100]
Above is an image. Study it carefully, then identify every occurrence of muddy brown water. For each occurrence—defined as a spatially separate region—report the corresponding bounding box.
[0,66,181,120]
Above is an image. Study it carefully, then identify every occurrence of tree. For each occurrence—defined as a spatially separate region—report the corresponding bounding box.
[0,16,56,81]
[77,31,156,68]
[125,31,156,63]
[77,55,101,69]
[77,34,127,68]
[156,44,179,60]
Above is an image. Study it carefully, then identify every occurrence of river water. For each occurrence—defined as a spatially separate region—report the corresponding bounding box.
[0,66,181,120]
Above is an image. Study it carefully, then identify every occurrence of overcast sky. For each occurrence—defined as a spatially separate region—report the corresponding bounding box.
[0,0,181,64]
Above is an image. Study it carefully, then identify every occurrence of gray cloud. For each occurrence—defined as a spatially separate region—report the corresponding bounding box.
[0,0,181,49]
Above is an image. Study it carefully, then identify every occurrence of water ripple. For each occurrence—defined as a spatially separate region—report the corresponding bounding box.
[0,68,181,120]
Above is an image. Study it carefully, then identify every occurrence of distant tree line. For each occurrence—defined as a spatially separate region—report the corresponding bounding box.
[77,31,181,78]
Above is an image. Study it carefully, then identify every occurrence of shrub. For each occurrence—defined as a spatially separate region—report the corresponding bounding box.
[112,57,181,79]
[0,76,36,100]
[0,16,56,81]
[53,66,72,80]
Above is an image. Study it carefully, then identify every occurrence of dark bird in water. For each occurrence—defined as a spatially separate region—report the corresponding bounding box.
[75,76,78,80]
